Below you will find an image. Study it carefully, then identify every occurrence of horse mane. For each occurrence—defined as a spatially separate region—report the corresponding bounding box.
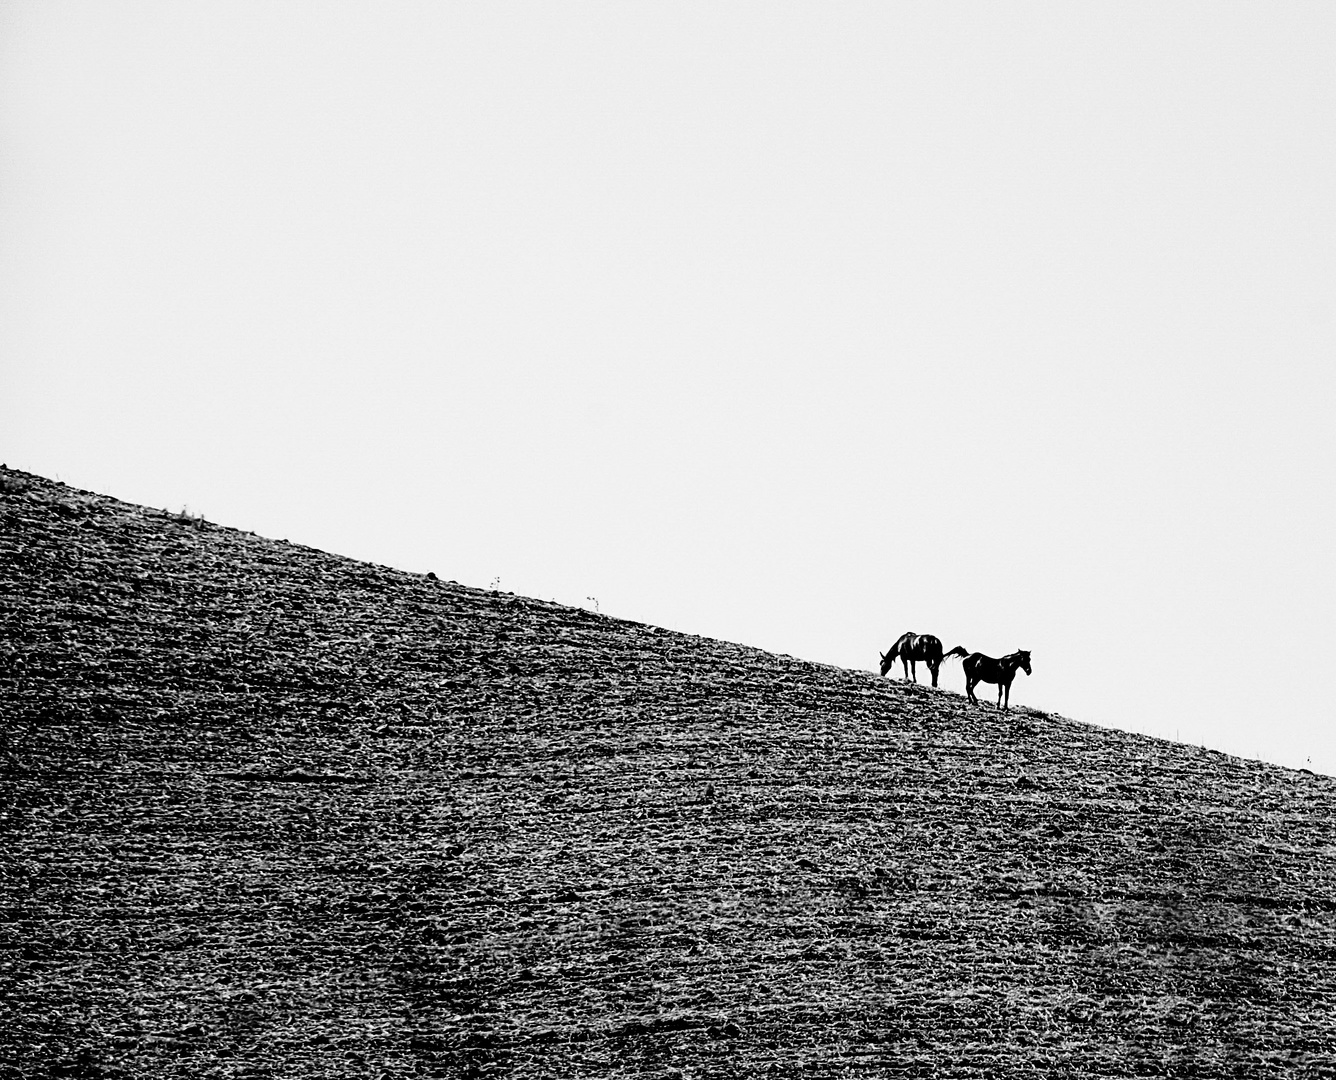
[879,632,917,676]
[887,631,915,659]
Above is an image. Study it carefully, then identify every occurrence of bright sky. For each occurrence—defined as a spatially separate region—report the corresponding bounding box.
[3,3,1334,774]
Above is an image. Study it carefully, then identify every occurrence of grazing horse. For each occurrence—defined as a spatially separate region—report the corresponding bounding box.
[943,647,1032,709]
[879,632,949,687]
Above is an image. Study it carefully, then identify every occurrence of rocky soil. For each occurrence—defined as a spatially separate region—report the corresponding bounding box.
[3,466,1336,1078]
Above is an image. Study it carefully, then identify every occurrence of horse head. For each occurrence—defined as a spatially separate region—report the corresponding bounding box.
[1017,650,1032,676]
[879,632,915,677]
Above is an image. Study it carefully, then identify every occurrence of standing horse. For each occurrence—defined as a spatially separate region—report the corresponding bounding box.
[879,632,949,687]
[943,647,1032,709]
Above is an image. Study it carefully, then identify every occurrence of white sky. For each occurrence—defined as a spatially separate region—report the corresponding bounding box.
[3,3,1334,774]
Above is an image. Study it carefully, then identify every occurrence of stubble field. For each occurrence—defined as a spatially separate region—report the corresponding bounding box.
[3,467,1335,1078]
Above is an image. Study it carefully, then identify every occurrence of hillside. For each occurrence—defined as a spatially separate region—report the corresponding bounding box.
[2,466,1335,1078]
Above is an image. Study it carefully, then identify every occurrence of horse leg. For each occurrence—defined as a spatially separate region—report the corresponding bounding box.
[928,661,939,688]
[965,676,977,704]
[910,659,918,684]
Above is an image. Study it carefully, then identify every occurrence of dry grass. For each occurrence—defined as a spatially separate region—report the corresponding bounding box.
[2,466,1335,1078]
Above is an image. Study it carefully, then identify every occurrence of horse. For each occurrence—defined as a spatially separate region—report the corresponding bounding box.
[879,632,949,687]
[942,647,1032,709]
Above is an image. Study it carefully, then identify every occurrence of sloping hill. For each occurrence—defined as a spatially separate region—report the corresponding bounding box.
[3,466,1335,1078]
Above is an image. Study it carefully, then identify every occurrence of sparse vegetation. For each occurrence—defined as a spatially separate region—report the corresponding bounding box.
[170,505,206,529]
[2,467,1335,1078]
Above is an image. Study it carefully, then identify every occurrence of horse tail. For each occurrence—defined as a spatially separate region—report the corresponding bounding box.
[942,646,970,663]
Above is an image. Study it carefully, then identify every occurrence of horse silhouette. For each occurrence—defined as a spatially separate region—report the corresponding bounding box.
[879,632,949,687]
[943,647,1032,709]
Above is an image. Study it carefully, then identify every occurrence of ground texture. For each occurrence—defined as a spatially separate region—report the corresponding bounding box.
[3,466,1336,1078]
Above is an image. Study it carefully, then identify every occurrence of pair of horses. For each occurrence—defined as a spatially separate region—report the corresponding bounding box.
[878,631,1032,709]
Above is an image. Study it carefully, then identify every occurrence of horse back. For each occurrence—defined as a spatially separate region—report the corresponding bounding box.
[962,651,998,680]
[916,634,944,661]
